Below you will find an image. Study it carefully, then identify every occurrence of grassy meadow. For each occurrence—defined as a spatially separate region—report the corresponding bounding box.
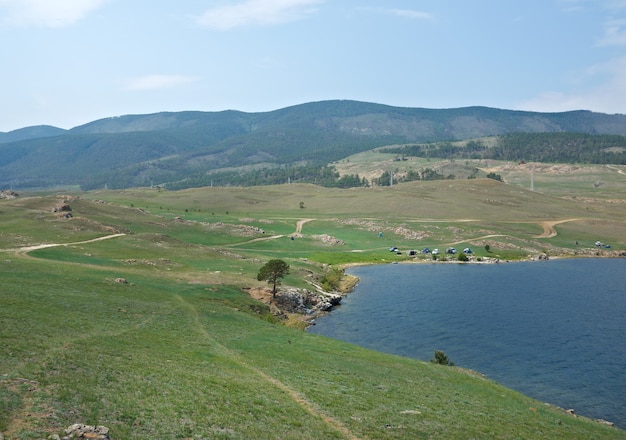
[1,167,626,439]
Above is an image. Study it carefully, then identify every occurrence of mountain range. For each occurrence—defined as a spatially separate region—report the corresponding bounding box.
[2,100,626,191]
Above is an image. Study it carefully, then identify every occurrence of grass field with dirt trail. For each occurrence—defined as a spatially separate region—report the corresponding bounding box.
[1,164,625,439]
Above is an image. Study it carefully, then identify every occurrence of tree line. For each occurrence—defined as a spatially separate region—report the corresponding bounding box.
[164,163,463,190]
[165,163,370,190]
[386,132,626,164]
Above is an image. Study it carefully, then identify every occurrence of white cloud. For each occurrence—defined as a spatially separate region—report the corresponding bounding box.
[388,9,434,21]
[606,0,626,10]
[516,56,626,114]
[0,0,107,28]
[558,0,590,13]
[125,75,200,92]
[597,19,626,46]
[196,0,323,30]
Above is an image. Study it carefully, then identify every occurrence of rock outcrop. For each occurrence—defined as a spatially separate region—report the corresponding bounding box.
[274,288,342,315]
[0,190,18,199]
[54,424,111,440]
[52,204,72,213]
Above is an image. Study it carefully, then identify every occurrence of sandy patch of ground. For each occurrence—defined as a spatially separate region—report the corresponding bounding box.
[534,219,580,238]
[247,287,274,304]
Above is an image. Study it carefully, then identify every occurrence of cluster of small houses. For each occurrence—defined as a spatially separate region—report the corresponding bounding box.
[390,246,473,256]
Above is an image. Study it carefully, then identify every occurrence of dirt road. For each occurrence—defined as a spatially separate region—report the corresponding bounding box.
[1,233,126,255]
[534,219,579,238]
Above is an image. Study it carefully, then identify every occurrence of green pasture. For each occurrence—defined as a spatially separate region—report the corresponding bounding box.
[501,163,626,199]
[1,257,623,439]
[335,150,626,202]
[2,174,626,438]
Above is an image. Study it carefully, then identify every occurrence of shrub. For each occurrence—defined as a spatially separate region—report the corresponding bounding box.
[320,267,343,292]
[430,350,454,366]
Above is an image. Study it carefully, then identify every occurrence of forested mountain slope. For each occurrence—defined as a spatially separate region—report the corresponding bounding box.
[2,100,626,190]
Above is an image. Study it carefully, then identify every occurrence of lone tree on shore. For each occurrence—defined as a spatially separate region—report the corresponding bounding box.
[430,350,454,366]
[257,259,290,297]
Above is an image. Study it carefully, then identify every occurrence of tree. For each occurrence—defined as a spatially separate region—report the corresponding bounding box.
[430,350,454,366]
[257,259,290,297]
[486,172,503,182]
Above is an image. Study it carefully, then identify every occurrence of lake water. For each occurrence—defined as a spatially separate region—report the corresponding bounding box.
[308,258,626,428]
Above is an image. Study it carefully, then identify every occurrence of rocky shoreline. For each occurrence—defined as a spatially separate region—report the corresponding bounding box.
[246,271,359,327]
[263,251,626,327]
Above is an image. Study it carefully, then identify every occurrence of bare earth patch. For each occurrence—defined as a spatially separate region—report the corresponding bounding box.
[534,219,580,238]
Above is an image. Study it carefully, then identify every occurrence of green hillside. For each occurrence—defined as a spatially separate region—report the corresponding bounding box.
[385,132,626,164]
[0,125,66,143]
[1,176,625,439]
[3,101,626,191]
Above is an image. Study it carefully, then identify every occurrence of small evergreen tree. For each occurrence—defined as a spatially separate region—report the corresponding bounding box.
[430,350,454,366]
[257,259,290,297]
[486,172,503,182]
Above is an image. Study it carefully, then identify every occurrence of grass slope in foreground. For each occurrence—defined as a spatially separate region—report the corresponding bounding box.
[2,258,623,439]
[1,180,625,439]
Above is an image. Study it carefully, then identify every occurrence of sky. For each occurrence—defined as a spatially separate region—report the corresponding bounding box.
[2,0,626,132]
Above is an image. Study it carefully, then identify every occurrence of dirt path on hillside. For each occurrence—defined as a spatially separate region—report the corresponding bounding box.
[230,234,285,245]
[175,294,361,440]
[606,165,626,176]
[1,217,579,259]
[534,219,580,238]
[445,234,506,246]
[295,218,313,233]
[227,219,313,247]
[1,233,127,256]
[230,216,580,251]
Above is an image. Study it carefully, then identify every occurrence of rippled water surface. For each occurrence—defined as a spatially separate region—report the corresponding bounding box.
[308,259,626,427]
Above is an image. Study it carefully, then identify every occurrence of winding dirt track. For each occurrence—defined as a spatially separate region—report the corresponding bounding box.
[534,219,580,238]
[227,219,314,247]
[1,233,127,256]
[2,217,579,257]
[295,218,313,233]
[227,217,581,251]
[175,294,361,440]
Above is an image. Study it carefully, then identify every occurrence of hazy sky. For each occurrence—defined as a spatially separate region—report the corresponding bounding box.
[2,0,626,131]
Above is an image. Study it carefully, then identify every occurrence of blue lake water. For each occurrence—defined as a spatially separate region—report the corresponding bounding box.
[308,258,626,428]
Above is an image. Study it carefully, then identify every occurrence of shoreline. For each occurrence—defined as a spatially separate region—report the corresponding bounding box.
[341,249,626,270]
[269,252,626,330]
[311,256,625,429]
[327,250,626,308]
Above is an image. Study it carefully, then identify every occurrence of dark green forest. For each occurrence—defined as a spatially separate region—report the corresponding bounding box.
[3,101,626,190]
[387,133,626,165]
